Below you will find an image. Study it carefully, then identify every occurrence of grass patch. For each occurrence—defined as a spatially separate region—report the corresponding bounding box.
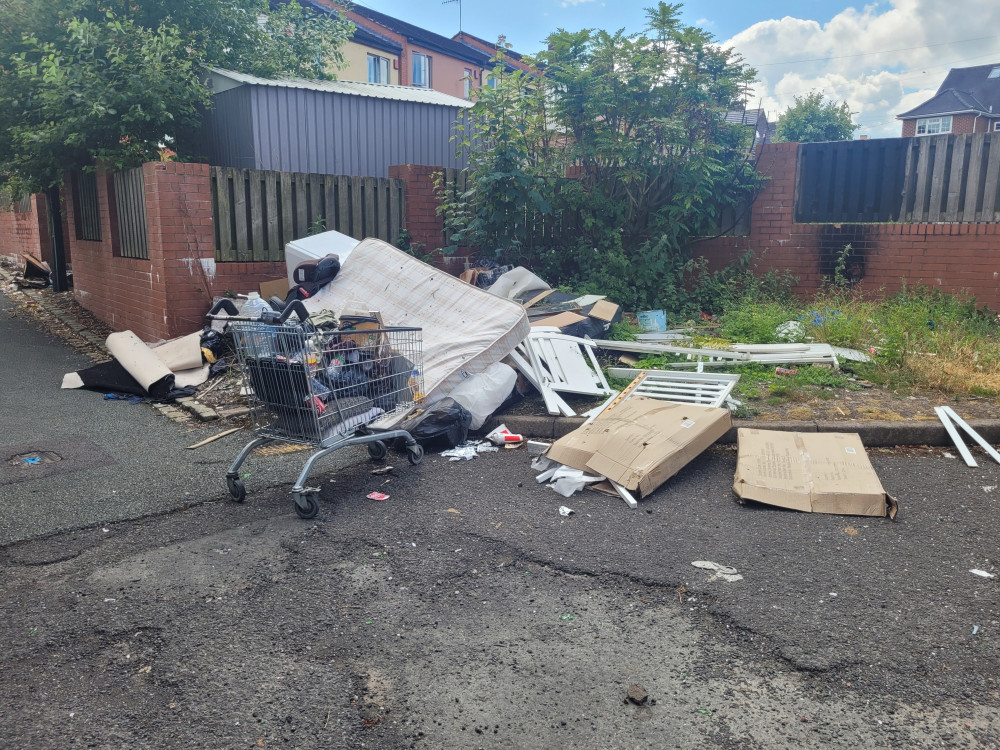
[713,283,1000,399]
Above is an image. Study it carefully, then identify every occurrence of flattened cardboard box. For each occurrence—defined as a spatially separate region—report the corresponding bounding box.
[733,429,898,518]
[546,397,732,497]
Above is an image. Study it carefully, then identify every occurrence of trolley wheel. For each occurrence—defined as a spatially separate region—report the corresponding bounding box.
[295,493,319,520]
[227,476,246,503]
[367,440,388,460]
[407,444,424,465]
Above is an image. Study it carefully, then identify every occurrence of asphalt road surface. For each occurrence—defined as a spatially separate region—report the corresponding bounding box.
[0,294,360,545]
[2,439,999,748]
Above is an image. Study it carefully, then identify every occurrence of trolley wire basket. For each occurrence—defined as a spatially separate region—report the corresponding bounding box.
[206,299,425,519]
[231,322,424,445]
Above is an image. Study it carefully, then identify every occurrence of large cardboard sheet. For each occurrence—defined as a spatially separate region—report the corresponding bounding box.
[304,239,530,422]
[546,397,732,497]
[733,429,898,517]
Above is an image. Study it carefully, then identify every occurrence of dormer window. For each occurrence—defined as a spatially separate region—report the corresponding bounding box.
[989,67,1000,79]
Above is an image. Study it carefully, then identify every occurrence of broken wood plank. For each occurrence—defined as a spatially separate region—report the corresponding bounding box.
[185,427,242,450]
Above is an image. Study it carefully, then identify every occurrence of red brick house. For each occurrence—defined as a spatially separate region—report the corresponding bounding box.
[898,63,1000,137]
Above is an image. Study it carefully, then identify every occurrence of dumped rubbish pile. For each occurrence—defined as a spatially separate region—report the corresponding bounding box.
[57,230,906,521]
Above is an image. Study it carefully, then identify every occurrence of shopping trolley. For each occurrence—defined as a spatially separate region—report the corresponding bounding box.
[206,300,424,519]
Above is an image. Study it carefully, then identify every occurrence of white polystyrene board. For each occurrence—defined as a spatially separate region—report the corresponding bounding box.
[486,267,550,300]
[304,239,530,427]
[284,230,360,285]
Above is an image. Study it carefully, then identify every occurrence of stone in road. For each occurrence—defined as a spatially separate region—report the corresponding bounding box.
[2,444,998,748]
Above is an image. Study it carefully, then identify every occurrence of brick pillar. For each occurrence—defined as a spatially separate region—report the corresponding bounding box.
[142,162,216,338]
[389,164,473,274]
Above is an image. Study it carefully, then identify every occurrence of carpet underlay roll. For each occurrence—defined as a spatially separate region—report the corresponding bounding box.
[62,331,209,398]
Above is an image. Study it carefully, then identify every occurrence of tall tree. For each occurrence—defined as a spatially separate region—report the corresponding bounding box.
[775,91,858,143]
[443,3,763,311]
[0,0,353,193]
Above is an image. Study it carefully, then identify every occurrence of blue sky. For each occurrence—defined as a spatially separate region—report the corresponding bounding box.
[350,0,1000,138]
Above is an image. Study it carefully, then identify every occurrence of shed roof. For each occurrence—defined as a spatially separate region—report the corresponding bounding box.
[898,63,1000,119]
[208,67,473,108]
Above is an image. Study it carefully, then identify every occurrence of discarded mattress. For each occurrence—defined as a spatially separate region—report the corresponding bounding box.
[304,239,530,424]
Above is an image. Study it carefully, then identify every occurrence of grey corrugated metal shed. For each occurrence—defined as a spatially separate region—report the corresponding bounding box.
[202,68,471,177]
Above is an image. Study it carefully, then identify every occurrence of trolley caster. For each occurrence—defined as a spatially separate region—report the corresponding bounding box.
[294,492,319,520]
[407,444,424,465]
[367,440,388,460]
[227,476,246,503]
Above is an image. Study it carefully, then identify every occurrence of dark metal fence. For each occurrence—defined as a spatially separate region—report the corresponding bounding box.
[113,168,149,259]
[72,171,101,242]
[796,133,1000,224]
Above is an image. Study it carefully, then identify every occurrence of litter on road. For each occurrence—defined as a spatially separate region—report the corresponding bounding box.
[691,560,744,583]
[185,427,242,450]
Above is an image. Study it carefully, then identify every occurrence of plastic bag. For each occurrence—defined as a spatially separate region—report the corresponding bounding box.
[402,398,472,451]
[447,363,517,430]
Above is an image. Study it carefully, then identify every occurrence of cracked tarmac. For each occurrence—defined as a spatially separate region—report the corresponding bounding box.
[2,444,999,748]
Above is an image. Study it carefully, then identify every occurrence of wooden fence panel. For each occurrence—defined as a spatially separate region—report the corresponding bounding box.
[798,133,1000,224]
[113,168,149,260]
[962,134,987,222]
[981,138,1000,222]
[211,167,405,261]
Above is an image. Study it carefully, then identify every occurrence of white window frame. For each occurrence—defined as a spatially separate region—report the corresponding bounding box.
[993,121,1000,132]
[412,52,431,88]
[367,53,390,84]
[463,68,472,99]
[915,116,952,136]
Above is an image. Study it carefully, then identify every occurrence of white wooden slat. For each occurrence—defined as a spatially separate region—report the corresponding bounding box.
[942,407,1000,466]
[508,346,575,416]
[526,332,614,398]
[603,369,740,410]
[936,407,977,467]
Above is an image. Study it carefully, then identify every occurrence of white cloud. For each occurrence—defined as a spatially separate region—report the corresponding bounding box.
[724,0,1000,138]
[560,0,595,6]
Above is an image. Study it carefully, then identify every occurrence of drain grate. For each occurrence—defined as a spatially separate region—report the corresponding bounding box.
[9,451,63,467]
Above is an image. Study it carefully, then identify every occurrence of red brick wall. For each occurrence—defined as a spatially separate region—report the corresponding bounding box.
[388,163,470,273]
[695,142,1000,312]
[69,163,285,341]
[0,194,50,266]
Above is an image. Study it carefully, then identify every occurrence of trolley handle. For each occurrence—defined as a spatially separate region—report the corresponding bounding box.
[206,298,310,325]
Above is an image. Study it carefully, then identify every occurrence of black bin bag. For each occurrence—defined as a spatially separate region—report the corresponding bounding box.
[400,398,472,451]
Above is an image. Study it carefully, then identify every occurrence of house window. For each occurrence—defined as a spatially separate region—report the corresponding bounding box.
[486,75,498,89]
[989,67,1000,79]
[367,54,390,84]
[412,52,431,88]
[915,116,952,135]
[463,68,472,99]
